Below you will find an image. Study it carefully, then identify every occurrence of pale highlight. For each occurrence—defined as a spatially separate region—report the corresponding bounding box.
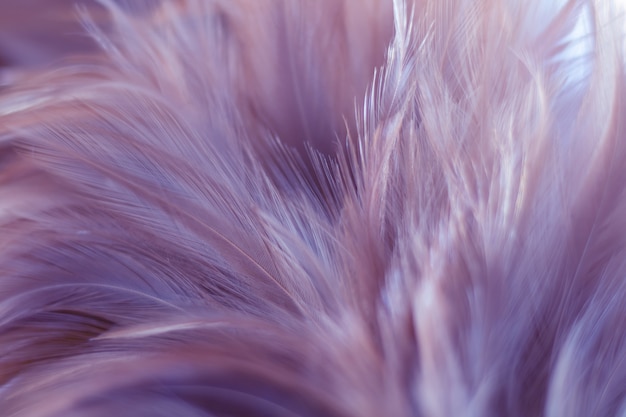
[0,0,625,416]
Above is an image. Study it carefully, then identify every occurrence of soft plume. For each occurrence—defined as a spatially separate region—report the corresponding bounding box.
[0,0,625,416]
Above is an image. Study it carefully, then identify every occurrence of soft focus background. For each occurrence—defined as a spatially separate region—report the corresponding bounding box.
[0,0,165,86]
[0,0,621,87]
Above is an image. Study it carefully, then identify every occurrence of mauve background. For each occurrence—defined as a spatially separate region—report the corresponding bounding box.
[0,0,166,70]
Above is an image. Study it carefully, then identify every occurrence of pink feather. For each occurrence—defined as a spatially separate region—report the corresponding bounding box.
[0,0,625,416]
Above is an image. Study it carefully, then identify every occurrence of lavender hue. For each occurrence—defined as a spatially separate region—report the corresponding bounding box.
[1,0,625,416]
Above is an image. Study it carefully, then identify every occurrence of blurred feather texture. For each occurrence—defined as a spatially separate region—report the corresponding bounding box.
[0,0,625,416]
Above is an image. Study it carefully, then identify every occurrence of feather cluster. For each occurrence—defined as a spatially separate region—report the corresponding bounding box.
[1,0,625,416]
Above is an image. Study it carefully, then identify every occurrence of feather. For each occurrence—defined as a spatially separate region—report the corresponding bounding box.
[1,0,625,416]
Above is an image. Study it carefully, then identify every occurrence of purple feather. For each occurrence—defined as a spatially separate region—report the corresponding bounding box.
[1,0,625,416]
